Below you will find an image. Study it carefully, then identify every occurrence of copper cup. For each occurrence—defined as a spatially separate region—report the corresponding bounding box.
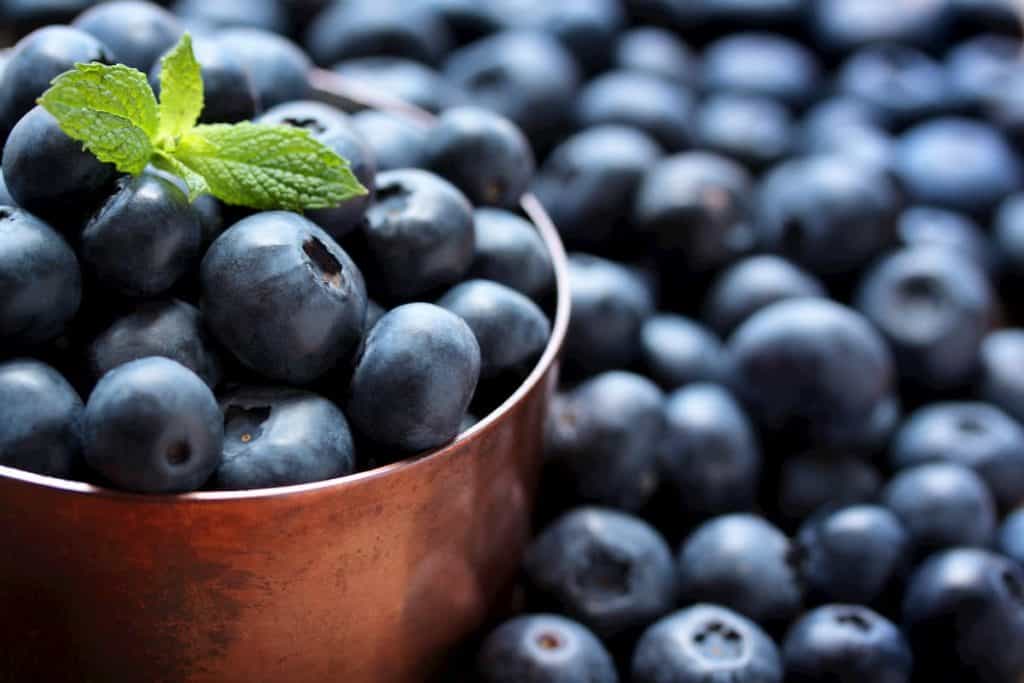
[0,73,569,683]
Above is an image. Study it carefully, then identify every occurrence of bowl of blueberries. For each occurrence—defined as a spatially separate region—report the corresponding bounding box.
[4,1,1024,683]
[0,2,566,680]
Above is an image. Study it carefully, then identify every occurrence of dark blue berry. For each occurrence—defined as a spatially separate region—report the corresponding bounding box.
[72,1,182,72]
[83,357,223,493]
[660,383,760,519]
[345,303,479,454]
[0,206,80,347]
[523,506,677,639]
[882,462,996,555]
[576,70,695,151]
[632,604,782,683]
[201,211,367,384]
[468,208,554,301]
[476,614,617,683]
[783,605,912,683]
[678,514,802,626]
[438,279,549,380]
[904,548,1024,683]
[793,505,910,607]
[87,299,221,389]
[640,315,732,390]
[545,371,664,511]
[212,386,355,489]
[0,359,82,478]
[424,107,534,209]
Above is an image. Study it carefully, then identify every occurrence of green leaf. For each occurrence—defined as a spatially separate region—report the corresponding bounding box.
[156,33,204,145]
[152,151,210,201]
[174,123,368,211]
[37,63,158,175]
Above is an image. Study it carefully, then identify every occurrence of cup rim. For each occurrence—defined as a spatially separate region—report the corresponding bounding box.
[0,70,571,503]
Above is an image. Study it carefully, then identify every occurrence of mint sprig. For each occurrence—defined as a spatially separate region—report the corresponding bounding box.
[36,34,367,210]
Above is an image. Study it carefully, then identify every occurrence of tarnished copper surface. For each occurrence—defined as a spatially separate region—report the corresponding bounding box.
[0,76,570,683]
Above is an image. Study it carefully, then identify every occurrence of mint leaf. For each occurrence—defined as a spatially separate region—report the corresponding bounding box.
[152,151,210,201]
[157,33,203,145]
[37,63,158,174]
[174,123,368,211]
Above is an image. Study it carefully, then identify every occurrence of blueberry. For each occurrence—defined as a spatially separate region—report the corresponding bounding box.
[660,383,760,520]
[212,386,355,489]
[632,604,783,683]
[575,70,694,152]
[443,31,581,145]
[903,548,1024,683]
[0,359,82,478]
[348,110,429,173]
[82,357,223,493]
[545,371,664,511]
[531,125,663,252]
[946,34,1021,111]
[216,29,312,110]
[999,509,1024,565]
[979,329,1024,426]
[88,299,221,389]
[0,206,80,347]
[855,247,995,393]
[0,25,112,145]
[81,174,201,298]
[639,316,731,390]
[694,94,794,170]
[346,303,479,454]
[776,453,883,529]
[753,155,900,278]
[201,211,367,385]
[331,57,464,114]
[891,402,1024,510]
[256,101,376,241]
[728,299,894,448]
[703,255,826,338]
[613,26,697,86]
[171,0,289,34]
[437,279,549,380]
[782,605,912,683]
[678,514,802,627]
[423,107,534,209]
[468,208,554,301]
[701,33,821,108]
[150,36,257,124]
[837,45,953,128]
[2,106,118,225]
[897,206,993,271]
[523,506,677,639]
[476,614,617,683]
[895,117,1021,216]
[491,0,626,75]
[882,463,997,555]
[72,1,182,73]
[356,169,474,302]
[809,0,950,53]
[564,254,654,376]
[304,0,451,67]
[633,152,754,274]
[793,505,910,607]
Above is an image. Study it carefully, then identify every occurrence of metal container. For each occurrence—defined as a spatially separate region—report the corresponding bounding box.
[0,72,569,683]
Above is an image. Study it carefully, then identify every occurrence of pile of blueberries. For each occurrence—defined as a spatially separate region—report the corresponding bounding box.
[0,1,554,494]
[3,0,1024,682]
